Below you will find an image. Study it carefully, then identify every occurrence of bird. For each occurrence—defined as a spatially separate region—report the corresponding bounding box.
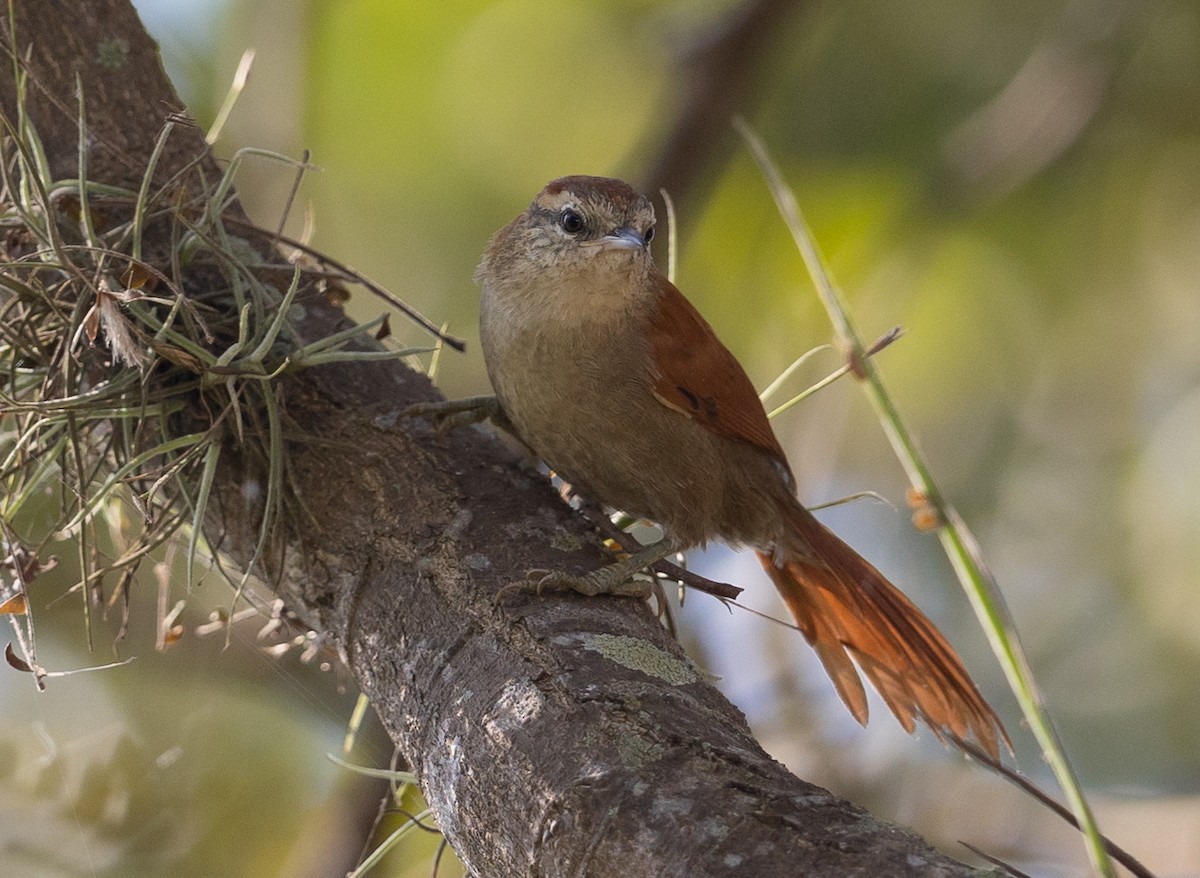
[408,174,1006,757]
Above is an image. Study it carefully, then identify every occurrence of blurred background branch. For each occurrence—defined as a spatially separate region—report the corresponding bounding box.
[639,0,810,211]
[939,0,1156,202]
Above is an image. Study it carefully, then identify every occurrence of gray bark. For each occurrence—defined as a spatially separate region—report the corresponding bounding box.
[0,2,997,875]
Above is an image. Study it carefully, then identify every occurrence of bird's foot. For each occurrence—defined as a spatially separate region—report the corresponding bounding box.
[497,538,675,603]
[401,395,504,435]
[519,567,654,598]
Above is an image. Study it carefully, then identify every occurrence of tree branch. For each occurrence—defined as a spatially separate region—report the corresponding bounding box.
[0,3,997,875]
[639,0,812,212]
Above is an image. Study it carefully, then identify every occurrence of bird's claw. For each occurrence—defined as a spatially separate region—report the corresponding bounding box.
[496,567,653,602]
[401,396,500,436]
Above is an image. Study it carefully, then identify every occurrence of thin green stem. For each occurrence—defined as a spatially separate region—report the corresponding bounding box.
[348,808,437,878]
[326,753,417,785]
[736,117,1116,878]
[766,362,850,420]
[759,343,832,403]
[659,187,678,283]
[206,48,255,145]
[131,121,176,263]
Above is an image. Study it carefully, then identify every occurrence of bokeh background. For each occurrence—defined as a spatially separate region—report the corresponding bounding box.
[4,0,1200,875]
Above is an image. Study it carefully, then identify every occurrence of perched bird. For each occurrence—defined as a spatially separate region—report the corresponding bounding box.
[410,175,1005,757]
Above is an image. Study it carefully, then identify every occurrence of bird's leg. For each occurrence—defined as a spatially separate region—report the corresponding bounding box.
[402,395,514,435]
[519,537,676,599]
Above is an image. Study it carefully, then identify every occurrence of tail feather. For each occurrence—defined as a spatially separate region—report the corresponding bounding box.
[758,504,1008,758]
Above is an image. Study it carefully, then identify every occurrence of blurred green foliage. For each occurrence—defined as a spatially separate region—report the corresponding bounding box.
[6,0,1200,874]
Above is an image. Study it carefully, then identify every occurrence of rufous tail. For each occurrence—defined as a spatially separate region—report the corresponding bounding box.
[757,503,1008,758]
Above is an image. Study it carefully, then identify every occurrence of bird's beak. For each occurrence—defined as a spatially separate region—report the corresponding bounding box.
[597,227,647,252]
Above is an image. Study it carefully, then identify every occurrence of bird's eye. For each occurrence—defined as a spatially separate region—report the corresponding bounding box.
[644,225,655,243]
[560,209,585,235]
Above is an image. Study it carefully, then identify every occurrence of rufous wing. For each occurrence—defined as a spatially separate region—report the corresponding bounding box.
[645,274,1006,755]
[646,273,789,469]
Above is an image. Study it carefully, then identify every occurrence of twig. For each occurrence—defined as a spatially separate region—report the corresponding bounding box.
[221,214,466,352]
[273,146,310,245]
[431,837,450,878]
[956,739,1158,878]
[957,841,1033,878]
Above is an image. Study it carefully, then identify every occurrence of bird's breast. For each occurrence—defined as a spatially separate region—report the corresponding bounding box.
[477,273,791,548]
[479,281,723,539]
